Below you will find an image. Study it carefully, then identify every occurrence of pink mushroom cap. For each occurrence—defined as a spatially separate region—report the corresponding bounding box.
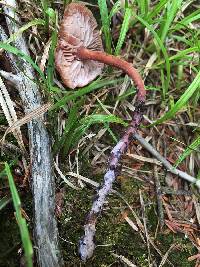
[55,3,104,89]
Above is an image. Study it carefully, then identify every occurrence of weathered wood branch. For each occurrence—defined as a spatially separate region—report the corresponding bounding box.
[1,1,63,266]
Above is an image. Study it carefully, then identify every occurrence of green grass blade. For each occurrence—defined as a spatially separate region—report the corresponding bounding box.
[63,0,71,8]
[173,9,200,32]
[62,113,127,155]
[40,0,50,33]
[51,78,123,110]
[0,196,11,211]
[147,0,168,21]
[0,42,45,82]
[170,34,192,46]
[98,0,112,53]
[152,70,200,125]
[116,86,136,101]
[47,29,57,90]
[160,0,183,42]
[115,7,132,55]
[46,7,57,23]
[175,135,200,167]
[136,0,149,17]
[5,163,33,267]
[104,122,118,143]
[5,19,45,44]
[108,0,121,22]
[79,114,127,127]
[135,15,171,97]
[68,114,127,150]
[154,46,200,67]
[54,100,82,153]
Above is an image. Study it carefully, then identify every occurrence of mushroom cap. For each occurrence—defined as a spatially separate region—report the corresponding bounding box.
[55,3,104,89]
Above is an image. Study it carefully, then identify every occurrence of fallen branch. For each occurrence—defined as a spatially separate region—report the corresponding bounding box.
[133,133,200,188]
[1,1,63,266]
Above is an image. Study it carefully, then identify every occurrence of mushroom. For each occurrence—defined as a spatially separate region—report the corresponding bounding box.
[55,2,146,261]
[55,2,145,103]
[55,2,104,89]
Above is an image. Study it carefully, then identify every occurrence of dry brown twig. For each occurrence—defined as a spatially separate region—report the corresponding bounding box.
[159,243,177,267]
[1,102,52,144]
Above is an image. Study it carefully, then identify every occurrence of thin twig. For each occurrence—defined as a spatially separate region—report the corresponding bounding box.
[2,102,52,143]
[159,243,177,267]
[139,190,152,266]
[152,139,164,229]
[133,133,200,188]
[111,253,138,267]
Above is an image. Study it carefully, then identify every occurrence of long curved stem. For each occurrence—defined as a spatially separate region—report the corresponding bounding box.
[77,47,146,102]
[78,47,146,261]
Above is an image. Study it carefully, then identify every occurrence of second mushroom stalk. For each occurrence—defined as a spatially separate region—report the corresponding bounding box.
[55,3,146,261]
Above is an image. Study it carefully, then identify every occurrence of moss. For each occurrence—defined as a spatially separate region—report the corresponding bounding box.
[58,169,197,266]
[157,234,195,266]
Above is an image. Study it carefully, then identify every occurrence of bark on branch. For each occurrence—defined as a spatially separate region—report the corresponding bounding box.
[1,1,63,266]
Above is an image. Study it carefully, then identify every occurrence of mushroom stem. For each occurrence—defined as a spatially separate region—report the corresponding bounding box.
[77,47,145,101]
[55,3,146,261]
[78,47,146,261]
